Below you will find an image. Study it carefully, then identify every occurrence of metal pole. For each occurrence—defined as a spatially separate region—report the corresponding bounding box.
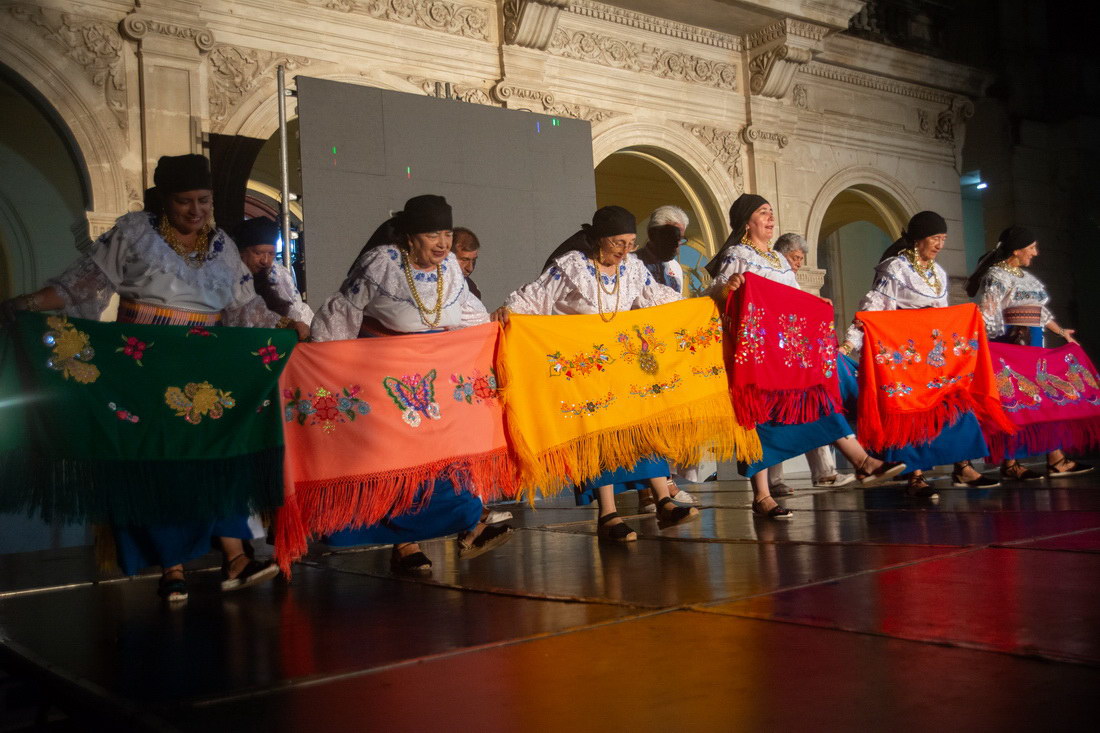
[277,65,292,270]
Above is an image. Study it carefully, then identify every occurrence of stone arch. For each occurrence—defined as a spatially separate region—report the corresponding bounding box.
[804,166,919,265]
[0,25,133,223]
[592,120,735,255]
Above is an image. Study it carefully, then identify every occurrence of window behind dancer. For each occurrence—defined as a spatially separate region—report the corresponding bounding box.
[706,194,905,520]
[766,233,855,496]
[235,217,314,326]
[495,206,699,542]
[839,211,999,498]
[310,195,513,573]
[967,225,1092,479]
[0,154,305,602]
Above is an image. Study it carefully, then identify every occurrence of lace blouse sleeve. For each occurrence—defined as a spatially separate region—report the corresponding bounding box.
[45,253,115,320]
[843,273,896,353]
[310,293,363,342]
[634,275,682,309]
[504,264,569,315]
[460,287,489,327]
[222,256,282,327]
[975,275,1008,339]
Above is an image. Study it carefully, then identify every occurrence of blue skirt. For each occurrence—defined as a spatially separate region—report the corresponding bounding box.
[573,456,670,506]
[114,516,253,576]
[992,326,1044,348]
[739,413,851,478]
[324,477,482,547]
[839,354,989,472]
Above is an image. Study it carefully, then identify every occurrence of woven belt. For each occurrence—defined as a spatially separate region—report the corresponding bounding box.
[117,299,222,326]
[1003,305,1042,327]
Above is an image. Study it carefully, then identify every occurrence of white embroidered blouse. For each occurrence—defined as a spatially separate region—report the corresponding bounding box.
[310,244,488,341]
[46,212,279,327]
[240,262,315,325]
[843,253,949,354]
[705,239,800,291]
[503,250,681,315]
[973,264,1053,339]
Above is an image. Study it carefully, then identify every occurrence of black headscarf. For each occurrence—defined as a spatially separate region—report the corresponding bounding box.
[965,225,1037,296]
[234,217,281,250]
[879,210,948,262]
[704,194,769,277]
[540,206,637,272]
[153,154,212,195]
[348,195,453,274]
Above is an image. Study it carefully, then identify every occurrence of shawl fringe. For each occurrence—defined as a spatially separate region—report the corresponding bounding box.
[273,446,518,574]
[506,393,761,502]
[986,415,1100,463]
[0,446,285,526]
[859,389,1016,452]
[730,384,842,428]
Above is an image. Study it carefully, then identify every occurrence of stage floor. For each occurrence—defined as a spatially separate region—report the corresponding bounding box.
[2,469,1099,731]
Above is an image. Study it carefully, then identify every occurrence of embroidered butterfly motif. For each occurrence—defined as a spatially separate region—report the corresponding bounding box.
[382,370,441,427]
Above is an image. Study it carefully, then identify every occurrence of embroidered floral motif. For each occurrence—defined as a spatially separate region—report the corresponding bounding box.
[186,326,216,338]
[107,401,139,423]
[734,303,766,365]
[874,339,921,370]
[560,391,616,418]
[382,370,441,427]
[951,331,978,356]
[251,338,285,371]
[817,321,837,378]
[42,316,99,384]
[547,345,614,379]
[283,386,370,433]
[451,369,499,404]
[691,365,724,378]
[629,374,683,398]
[674,317,722,353]
[881,381,913,398]
[116,334,152,366]
[927,373,972,390]
[995,359,1042,411]
[777,314,813,368]
[927,329,946,368]
[1036,359,1079,405]
[165,381,235,424]
[549,266,563,281]
[618,324,665,374]
[256,399,272,414]
[1065,353,1100,394]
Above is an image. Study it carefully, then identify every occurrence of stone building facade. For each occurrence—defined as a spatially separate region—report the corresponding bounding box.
[1,0,987,323]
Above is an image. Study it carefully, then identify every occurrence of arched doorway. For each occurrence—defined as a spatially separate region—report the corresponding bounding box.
[815,183,911,333]
[0,68,91,298]
[594,147,726,296]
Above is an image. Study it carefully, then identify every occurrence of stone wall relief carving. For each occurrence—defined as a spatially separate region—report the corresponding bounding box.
[207,46,311,130]
[745,19,825,100]
[741,125,789,149]
[568,0,739,51]
[503,0,568,50]
[547,28,737,91]
[491,82,621,124]
[677,122,744,194]
[8,4,128,130]
[802,62,954,105]
[406,76,495,105]
[119,13,216,51]
[792,83,808,110]
[935,97,974,173]
[298,0,490,41]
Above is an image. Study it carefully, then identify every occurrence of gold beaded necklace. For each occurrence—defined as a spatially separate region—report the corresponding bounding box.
[402,250,444,328]
[159,215,210,268]
[741,232,782,267]
[592,258,621,322]
[994,260,1025,277]
[901,248,942,292]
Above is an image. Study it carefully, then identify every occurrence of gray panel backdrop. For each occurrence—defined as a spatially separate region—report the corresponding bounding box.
[296,76,597,311]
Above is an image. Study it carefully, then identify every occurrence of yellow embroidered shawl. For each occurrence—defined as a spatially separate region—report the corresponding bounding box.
[498,297,760,499]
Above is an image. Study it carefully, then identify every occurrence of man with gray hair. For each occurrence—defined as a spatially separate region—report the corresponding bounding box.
[768,232,856,495]
[637,205,689,295]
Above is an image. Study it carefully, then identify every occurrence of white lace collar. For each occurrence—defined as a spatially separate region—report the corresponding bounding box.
[547,250,652,312]
[117,212,238,303]
[346,243,465,308]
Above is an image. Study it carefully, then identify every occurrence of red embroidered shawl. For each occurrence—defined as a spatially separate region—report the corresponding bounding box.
[986,342,1100,462]
[724,272,842,428]
[856,303,1016,451]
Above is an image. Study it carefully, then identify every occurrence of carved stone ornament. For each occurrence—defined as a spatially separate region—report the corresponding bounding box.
[792,83,808,109]
[207,46,311,128]
[9,4,128,129]
[492,82,621,124]
[405,76,494,105]
[918,108,931,134]
[547,29,736,91]
[303,0,490,41]
[802,62,954,105]
[936,97,975,173]
[741,125,789,149]
[745,19,825,100]
[120,13,216,51]
[503,0,568,50]
[678,122,744,193]
[568,0,739,51]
